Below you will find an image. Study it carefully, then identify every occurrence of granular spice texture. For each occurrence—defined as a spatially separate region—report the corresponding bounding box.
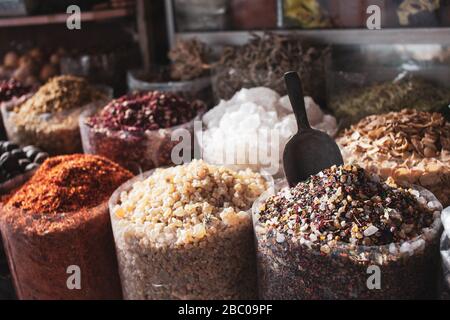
[13,75,104,115]
[110,160,268,299]
[254,165,442,299]
[4,75,107,155]
[0,154,133,300]
[8,154,132,216]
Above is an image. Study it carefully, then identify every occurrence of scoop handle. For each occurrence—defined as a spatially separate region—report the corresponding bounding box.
[284,71,311,131]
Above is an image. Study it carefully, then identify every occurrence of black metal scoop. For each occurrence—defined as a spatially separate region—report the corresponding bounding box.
[283,71,343,187]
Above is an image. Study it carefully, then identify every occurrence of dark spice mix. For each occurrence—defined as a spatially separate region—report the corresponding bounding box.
[258,164,436,249]
[255,164,442,300]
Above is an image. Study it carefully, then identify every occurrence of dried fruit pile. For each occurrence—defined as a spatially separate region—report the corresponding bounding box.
[337,109,450,206]
[87,91,203,132]
[254,164,442,300]
[82,92,204,173]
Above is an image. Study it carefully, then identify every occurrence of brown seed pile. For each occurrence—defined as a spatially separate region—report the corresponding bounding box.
[5,75,107,155]
[337,109,450,207]
[13,75,104,115]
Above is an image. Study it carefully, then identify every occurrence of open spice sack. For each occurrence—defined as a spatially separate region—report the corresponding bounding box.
[253,165,443,299]
[1,76,110,156]
[0,154,133,300]
[109,160,270,300]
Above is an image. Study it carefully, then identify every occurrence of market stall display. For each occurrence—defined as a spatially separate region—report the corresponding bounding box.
[2,75,109,155]
[0,0,450,302]
[337,109,450,207]
[254,164,443,299]
[0,154,133,300]
[199,87,337,177]
[109,160,269,300]
[81,91,204,173]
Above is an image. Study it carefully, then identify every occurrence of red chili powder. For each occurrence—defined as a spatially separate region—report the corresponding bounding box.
[7,154,133,214]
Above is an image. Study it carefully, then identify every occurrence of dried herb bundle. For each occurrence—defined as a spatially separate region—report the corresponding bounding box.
[213,32,328,104]
[330,77,450,125]
[169,39,211,81]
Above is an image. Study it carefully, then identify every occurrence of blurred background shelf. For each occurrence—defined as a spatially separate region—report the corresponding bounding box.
[175,28,450,46]
[0,8,134,28]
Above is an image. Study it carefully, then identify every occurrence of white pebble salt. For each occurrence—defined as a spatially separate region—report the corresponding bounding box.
[200,87,337,176]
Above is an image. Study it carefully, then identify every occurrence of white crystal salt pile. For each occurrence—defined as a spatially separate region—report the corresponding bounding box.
[199,87,337,176]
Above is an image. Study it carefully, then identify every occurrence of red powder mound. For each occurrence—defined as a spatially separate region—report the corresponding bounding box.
[7,154,132,214]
